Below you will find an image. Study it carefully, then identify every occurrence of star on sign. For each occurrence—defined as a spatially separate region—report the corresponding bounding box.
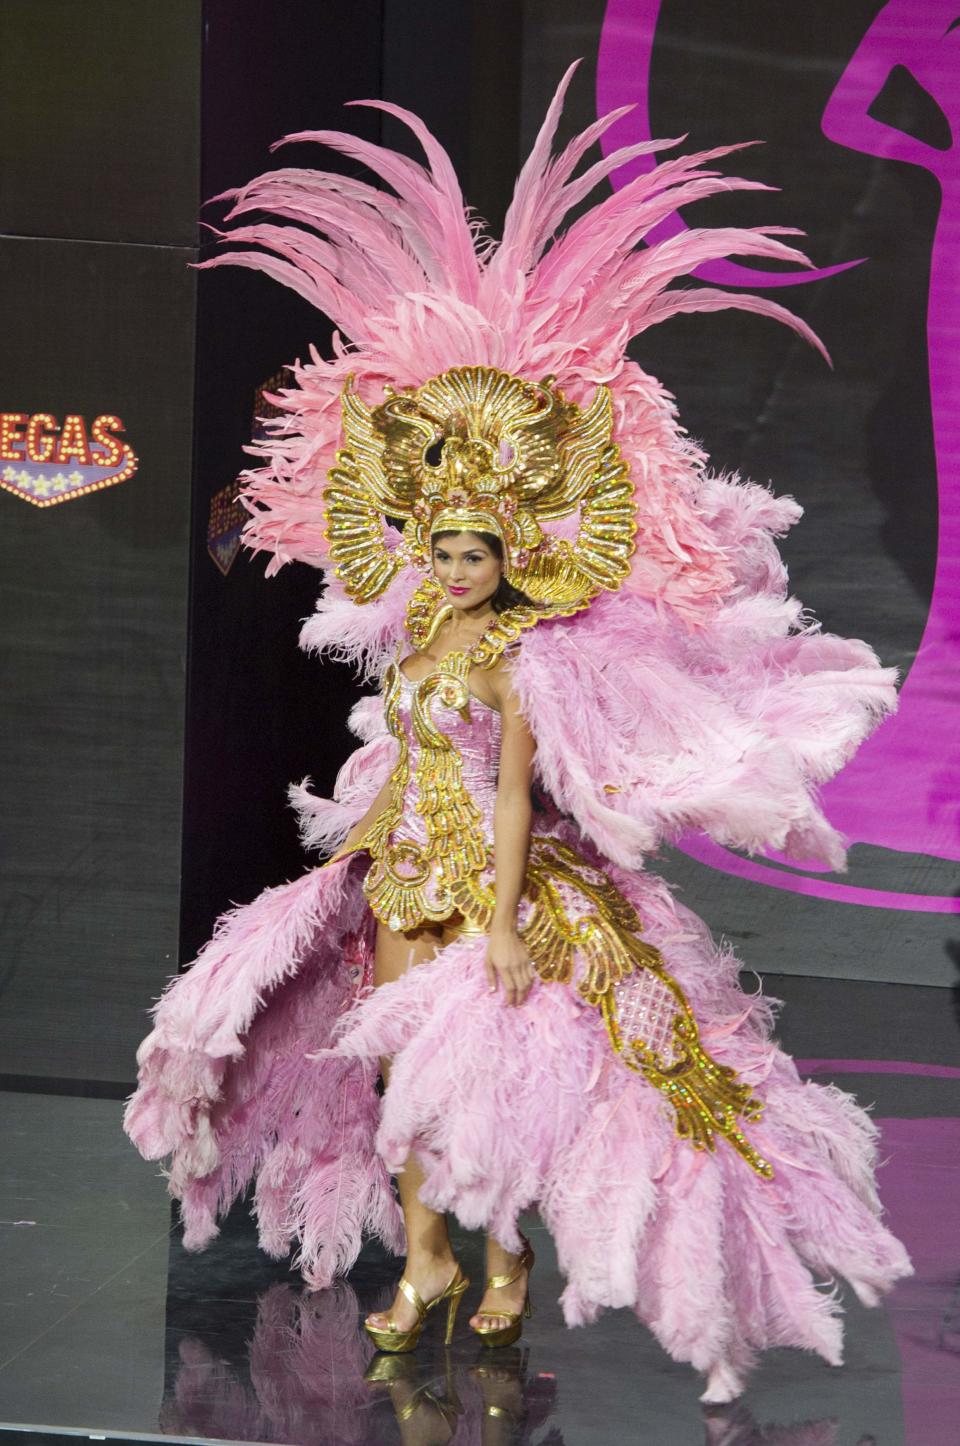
[3,466,17,481]
[68,471,83,484]
[33,476,52,496]
[17,469,32,486]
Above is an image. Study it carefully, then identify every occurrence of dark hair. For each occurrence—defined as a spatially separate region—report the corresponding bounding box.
[431,529,541,614]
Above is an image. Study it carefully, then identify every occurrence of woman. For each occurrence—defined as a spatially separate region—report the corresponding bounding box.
[125,66,911,1401]
[334,527,543,1352]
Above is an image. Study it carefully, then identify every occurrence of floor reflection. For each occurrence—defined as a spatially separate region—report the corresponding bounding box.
[701,1412,875,1446]
[163,1282,381,1443]
[6,1072,955,1441]
[163,1277,561,1445]
[364,1342,560,1446]
[162,1274,874,1446]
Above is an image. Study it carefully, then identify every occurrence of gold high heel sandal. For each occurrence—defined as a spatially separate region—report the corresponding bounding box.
[470,1239,535,1349]
[363,1263,470,1353]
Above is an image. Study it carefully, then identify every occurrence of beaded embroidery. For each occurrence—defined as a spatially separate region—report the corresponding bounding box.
[361,651,490,931]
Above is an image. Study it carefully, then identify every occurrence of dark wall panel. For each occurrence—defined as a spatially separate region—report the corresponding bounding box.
[0,0,202,1082]
[179,1,386,961]
[0,0,390,1082]
[0,237,195,1080]
[0,0,201,245]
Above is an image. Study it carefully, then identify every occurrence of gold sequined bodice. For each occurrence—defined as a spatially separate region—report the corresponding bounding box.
[360,649,501,933]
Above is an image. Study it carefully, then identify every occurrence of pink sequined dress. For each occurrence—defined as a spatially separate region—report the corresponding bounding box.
[126,622,910,1389]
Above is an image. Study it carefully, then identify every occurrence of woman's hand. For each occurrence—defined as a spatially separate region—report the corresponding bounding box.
[485,925,534,1007]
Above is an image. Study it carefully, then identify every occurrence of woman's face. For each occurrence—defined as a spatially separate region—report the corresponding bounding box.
[431,532,502,611]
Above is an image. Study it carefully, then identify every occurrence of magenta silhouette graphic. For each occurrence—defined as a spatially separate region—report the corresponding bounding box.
[597,0,960,912]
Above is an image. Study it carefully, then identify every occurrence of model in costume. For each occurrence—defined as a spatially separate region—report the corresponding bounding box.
[124,64,911,1402]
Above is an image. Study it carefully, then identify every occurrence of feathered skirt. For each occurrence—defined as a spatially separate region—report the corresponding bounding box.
[124,834,911,1379]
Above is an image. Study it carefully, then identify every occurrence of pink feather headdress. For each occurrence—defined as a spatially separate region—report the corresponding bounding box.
[201,60,826,623]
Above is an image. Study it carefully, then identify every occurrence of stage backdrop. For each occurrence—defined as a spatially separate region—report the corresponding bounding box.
[520,0,958,986]
[0,1,952,1093]
[0,0,383,1086]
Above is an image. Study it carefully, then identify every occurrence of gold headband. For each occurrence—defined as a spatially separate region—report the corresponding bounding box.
[429,508,507,547]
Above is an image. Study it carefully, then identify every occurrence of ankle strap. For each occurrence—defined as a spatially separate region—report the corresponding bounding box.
[397,1275,426,1319]
[486,1244,533,1291]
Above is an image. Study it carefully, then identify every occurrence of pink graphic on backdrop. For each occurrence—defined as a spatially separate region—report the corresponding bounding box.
[596,0,865,287]
[597,0,960,912]
[871,1116,960,1446]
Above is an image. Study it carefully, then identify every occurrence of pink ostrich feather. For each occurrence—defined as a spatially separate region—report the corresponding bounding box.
[123,857,404,1277]
[507,586,897,874]
[321,863,910,1367]
[199,60,832,623]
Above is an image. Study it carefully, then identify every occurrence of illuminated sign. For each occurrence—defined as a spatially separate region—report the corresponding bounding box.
[0,412,138,507]
[204,368,295,577]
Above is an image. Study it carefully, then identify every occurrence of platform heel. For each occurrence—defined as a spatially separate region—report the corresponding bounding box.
[470,1239,535,1349]
[364,1263,470,1354]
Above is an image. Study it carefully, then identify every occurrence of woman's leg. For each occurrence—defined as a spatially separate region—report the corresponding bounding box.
[365,921,460,1334]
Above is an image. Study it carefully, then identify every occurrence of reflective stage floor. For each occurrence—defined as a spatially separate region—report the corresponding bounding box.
[1,976,957,1446]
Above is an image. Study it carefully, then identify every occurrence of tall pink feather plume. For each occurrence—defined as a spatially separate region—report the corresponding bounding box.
[346,98,482,302]
[217,167,439,281]
[487,58,679,284]
[199,68,829,615]
[638,286,831,360]
[529,143,770,293]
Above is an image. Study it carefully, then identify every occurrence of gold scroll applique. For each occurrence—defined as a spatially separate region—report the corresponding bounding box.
[600,956,773,1179]
[361,650,491,932]
[461,835,772,1179]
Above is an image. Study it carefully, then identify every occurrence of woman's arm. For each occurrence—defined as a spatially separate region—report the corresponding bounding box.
[487,667,536,1006]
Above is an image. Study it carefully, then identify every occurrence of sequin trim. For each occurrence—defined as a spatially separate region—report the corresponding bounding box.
[601,965,773,1179]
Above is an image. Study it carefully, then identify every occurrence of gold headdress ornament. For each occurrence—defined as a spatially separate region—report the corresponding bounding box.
[322,365,637,643]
